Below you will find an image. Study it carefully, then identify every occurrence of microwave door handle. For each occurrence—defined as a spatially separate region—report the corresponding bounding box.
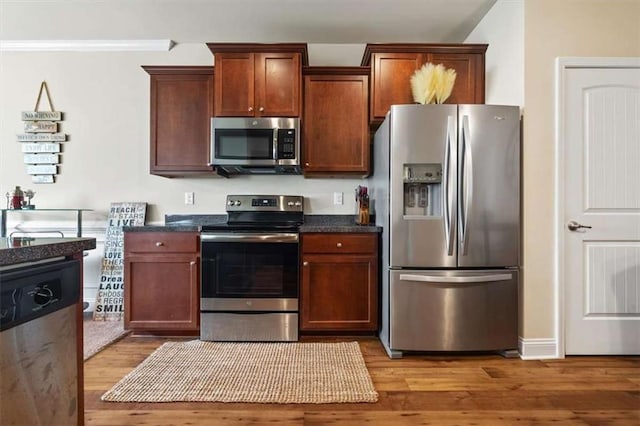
[273,128,278,160]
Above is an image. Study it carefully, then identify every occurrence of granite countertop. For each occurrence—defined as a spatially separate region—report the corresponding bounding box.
[123,215,381,233]
[0,237,97,267]
[299,215,381,233]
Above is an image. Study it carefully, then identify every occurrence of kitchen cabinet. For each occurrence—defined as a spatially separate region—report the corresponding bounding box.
[124,231,199,335]
[143,66,214,177]
[361,44,487,124]
[300,233,378,332]
[302,67,370,177]
[207,43,308,117]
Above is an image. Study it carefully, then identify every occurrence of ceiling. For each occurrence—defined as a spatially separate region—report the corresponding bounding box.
[0,0,497,44]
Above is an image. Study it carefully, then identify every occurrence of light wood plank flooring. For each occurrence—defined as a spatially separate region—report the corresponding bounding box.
[84,336,640,425]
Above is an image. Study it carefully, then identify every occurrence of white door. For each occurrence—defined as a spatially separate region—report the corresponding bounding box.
[563,62,640,354]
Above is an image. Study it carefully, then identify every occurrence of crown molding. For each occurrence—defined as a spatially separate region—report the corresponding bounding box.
[0,39,175,52]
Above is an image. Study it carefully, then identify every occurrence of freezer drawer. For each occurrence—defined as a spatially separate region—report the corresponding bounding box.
[389,269,518,352]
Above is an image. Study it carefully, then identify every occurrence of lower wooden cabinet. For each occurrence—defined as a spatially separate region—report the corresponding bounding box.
[300,233,378,332]
[124,231,200,334]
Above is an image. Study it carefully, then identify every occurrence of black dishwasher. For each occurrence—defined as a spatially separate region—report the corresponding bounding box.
[0,258,81,426]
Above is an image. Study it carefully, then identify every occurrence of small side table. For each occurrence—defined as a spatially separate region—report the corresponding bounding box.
[1,208,92,238]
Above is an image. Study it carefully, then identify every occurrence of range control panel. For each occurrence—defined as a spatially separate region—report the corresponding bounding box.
[226,195,304,212]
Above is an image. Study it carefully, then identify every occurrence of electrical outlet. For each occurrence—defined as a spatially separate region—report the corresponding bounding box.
[184,192,194,205]
[333,192,343,205]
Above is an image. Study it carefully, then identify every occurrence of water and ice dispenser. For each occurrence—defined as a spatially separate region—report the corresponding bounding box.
[403,163,442,217]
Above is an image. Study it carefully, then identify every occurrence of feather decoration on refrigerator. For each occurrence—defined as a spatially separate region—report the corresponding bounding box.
[410,63,457,104]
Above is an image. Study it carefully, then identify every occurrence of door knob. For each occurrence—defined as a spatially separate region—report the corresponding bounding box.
[568,220,592,231]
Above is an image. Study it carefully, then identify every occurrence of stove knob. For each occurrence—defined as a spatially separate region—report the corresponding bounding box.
[234,200,242,206]
[287,201,294,207]
[294,201,302,207]
[227,200,235,206]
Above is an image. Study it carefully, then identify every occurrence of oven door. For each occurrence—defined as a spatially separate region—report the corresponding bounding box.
[201,232,299,305]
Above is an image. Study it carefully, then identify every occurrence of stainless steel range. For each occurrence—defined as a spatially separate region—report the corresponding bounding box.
[200,194,303,342]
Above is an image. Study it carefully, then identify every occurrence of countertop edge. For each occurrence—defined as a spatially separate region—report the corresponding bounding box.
[0,238,97,267]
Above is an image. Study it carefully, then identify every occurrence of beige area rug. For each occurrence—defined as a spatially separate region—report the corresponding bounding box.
[101,340,378,404]
[83,318,130,361]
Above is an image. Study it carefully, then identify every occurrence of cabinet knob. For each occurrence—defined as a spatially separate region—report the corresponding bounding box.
[303,261,309,266]
[259,106,264,112]
[305,162,310,167]
[190,261,196,266]
[248,106,254,112]
[155,242,164,247]
[336,242,342,248]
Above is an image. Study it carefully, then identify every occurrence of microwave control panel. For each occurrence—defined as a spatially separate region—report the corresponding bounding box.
[276,129,297,160]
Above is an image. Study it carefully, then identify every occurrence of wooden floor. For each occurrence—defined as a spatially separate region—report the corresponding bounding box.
[84,336,640,425]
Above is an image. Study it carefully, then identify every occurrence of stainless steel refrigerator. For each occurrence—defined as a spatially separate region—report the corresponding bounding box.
[371,104,521,358]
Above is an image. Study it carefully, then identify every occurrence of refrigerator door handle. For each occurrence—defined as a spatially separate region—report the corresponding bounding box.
[460,115,474,255]
[443,115,455,256]
[399,273,513,283]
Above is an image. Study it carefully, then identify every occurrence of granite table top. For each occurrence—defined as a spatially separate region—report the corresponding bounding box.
[0,237,97,267]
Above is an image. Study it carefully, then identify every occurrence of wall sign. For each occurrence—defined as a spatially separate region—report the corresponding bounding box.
[93,202,147,321]
[16,81,67,184]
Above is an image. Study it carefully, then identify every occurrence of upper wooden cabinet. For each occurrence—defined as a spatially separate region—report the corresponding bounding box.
[361,44,487,123]
[207,43,308,117]
[303,67,370,177]
[143,66,214,177]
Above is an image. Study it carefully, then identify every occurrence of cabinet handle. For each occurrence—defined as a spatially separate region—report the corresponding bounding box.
[155,242,164,247]
[190,261,196,266]
[336,242,342,248]
[259,106,264,112]
[248,106,254,112]
[303,261,309,266]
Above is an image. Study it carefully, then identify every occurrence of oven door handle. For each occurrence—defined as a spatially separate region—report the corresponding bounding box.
[201,233,299,243]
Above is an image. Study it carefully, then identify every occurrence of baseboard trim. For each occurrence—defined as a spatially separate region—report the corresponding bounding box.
[519,337,560,359]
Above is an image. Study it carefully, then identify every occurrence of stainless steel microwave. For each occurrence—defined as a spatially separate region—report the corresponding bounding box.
[211,117,301,175]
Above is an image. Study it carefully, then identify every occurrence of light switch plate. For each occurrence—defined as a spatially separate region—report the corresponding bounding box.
[333,192,343,205]
[185,192,194,205]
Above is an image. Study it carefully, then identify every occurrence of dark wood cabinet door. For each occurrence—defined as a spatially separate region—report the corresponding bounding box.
[303,69,369,176]
[371,52,422,121]
[144,66,214,176]
[214,52,255,117]
[362,44,487,124]
[208,44,307,118]
[256,52,301,117]
[427,53,485,104]
[301,253,378,331]
[300,233,378,332]
[124,253,199,332]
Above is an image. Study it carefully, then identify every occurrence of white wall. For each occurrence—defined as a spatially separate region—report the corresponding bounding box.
[465,0,524,106]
